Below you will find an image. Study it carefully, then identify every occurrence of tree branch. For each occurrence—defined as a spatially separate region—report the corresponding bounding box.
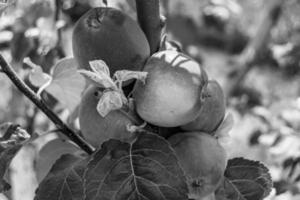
[135,0,163,54]
[0,54,94,154]
[227,0,284,95]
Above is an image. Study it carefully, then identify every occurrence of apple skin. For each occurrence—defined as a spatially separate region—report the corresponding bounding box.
[133,50,208,127]
[72,7,150,79]
[168,132,227,198]
[79,86,141,148]
[181,80,226,133]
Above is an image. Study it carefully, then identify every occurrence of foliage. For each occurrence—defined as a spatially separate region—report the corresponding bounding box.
[1,0,300,200]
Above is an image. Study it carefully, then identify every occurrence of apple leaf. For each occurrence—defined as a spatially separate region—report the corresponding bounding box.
[113,70,148,85]
[0,0,15,15]
[215,113,234,146]
[96,90,124,117]
[46,58,86,112]
[0,123,31,192]
[28,57,86,112]
[79,60,117,90]
[79,69,116,89]
[89,60,110,77]
[215,157,273,200]
[84,131,188,200]
[27,58,52,89]
[35,154,87,200]
[35,138,84,183]
[0,145,21,192]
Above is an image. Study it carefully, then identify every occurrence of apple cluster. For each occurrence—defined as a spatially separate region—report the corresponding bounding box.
[72,7,227,199]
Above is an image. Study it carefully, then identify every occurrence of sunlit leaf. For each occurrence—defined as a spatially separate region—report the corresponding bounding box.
[89,60,110,77]
[114,70,148,85]
[96,90,124,117]
[45,57,86,112]
[78,69,115,89]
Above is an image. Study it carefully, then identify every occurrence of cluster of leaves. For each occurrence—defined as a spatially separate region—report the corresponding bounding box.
[248,102,300,196]
[0,0,282,200]
[0,123,273,200]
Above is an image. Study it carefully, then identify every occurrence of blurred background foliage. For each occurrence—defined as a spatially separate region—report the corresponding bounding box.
[0,0,300,199]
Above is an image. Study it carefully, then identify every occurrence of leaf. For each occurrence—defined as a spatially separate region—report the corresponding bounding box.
[216,157,273,200]
[35,138,83,183]
[89,60,110,77]
[114,70,148,85]
[0,0,15,15]
[84,131,188,200]
[0,123,30,192]
[79,70,116,89]
[0,123,30,147]
[0,144,22,192]
[45,58,86,112]
[96,90,124,117]
[215,113,234,146]
[11,32,35,63]
[79,60,117,89]
[35,154,87,200]
[27,58,52,88]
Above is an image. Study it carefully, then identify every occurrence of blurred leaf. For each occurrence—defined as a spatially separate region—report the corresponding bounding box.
[84,131,188,200]
[0,0,15,15]
[273,180,290,195]
[248,130,263,146]
[39,57,85,112]
[27,58,52,87]
[0,74,11,110]
[215,113,234,146]
[35,154,87,200]
[216,157,272,200]
[35,138,83,183]
[11,31,35,63]
[0,144,21,192]
[0,123,30,192]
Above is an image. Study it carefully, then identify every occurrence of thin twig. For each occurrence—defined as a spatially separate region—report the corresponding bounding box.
[0,54,94,154]
[135,0,163,54]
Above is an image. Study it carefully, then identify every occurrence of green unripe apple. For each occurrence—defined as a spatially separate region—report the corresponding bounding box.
[72,7,150,82]
[133,50,208,127]
[79,86,141,148]
[168,132,227,198]
[181,80,226,133]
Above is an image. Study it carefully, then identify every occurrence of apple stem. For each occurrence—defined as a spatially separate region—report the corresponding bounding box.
[0,54,95,154]
[135,0,164,54]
